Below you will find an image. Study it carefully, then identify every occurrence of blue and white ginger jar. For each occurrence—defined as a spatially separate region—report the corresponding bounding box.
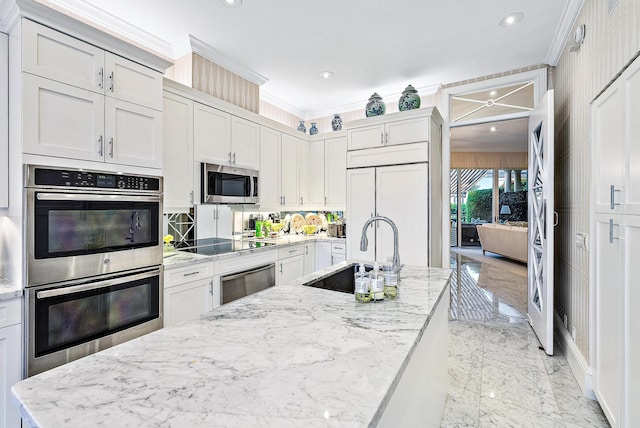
[297,120,306,133]
[309,122,318,135]
[398,84,421,111]
[365,93,386,117]
[331,114,343,131]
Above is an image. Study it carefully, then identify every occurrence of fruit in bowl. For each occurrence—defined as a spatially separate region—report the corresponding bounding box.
[302,224,318,235]
[271,223,284,233]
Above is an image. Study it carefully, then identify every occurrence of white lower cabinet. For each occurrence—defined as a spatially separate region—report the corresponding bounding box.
[593,213,640,427]
[331,241,346,265]
[0,297,22,428]
[316,242,332,271]
[277,244,305,285]
[163,261,215,327]
[303,242,316,275]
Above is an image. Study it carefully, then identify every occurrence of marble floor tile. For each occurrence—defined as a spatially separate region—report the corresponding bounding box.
[442,252,610,428]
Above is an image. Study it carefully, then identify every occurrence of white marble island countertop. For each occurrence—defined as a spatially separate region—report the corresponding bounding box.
[12,263,452,428]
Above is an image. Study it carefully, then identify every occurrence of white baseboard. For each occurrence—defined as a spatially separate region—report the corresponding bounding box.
[554,311,597,400]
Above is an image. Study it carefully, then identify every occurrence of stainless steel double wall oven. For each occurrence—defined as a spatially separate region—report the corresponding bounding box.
[25,165,163,376]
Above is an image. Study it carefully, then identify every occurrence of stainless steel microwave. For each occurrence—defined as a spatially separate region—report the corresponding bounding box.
[201,163,259,204]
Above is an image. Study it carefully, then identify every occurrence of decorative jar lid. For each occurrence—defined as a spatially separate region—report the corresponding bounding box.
[402,85,418,94]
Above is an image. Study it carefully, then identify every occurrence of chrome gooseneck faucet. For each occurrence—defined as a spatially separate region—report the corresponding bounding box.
[360,216,401,280]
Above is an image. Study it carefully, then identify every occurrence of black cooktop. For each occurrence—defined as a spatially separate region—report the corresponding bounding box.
[176,238,276,256]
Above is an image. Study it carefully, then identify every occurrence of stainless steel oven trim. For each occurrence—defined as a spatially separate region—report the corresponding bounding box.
[221,263,272,283]
[26,266,163,377]
[36,193,161,202]
[25,187,163,287]
[37,268,162,299]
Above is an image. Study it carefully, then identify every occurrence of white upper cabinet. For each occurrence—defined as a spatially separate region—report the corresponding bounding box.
[230,116,259,169]
[105,97,162,168]
[280,133,299,208]
[163,92,194,211]
[297,140,310,206]
[193,102,231,164]
[23,73,105,162]
[324,136,347,208]
[21,19,163,168]
[348,113,430,151]
[193,103,259,169]
[22,19,105,93]
[105,53,162,110]
[259,126,282,209]
[308,139,325,206]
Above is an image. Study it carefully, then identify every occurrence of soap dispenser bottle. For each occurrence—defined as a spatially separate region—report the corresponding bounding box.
[370,262,385,302]
[355,263,371,303]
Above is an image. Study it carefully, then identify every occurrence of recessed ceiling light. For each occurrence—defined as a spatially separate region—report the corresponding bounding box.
[490,126,497,132]
[499,12,524,27]
[320,71,334,79]
[221,0,242,7]
[489,90,497,97]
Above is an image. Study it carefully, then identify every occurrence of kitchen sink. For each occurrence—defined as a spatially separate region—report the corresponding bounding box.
[303,264,373,294]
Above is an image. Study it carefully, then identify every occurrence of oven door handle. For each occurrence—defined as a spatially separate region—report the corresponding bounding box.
[36,268,161,299]
[36,193,161,202]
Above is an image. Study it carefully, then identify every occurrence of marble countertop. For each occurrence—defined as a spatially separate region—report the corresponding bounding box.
[12,262,451,428]
[163,233,346,270]
[0,276,22,300]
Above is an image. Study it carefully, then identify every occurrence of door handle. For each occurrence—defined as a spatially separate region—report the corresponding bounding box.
[233,152,236,164]
[324,196,327,205]
[109,138,114,158]
[609,219,620,244]
[610,185,621,210]
[98,68,104,89]
[385,132,389,144]
[279,262,283,274]
[380,132,384,145]
[305,245,308,255]
[108,71,114,92]
[98,135,103,156]
[553,212,559,227]
[300,196,304,205]
[228,152,232,163]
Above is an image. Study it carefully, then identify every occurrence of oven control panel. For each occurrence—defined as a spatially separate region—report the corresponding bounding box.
[33,168,161,191]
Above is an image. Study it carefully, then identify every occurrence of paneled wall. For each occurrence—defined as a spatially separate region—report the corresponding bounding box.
[552,0,640,362]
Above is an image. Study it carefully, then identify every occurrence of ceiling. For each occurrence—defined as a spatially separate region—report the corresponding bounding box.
[53,0,576,119]
[450,118,529,153]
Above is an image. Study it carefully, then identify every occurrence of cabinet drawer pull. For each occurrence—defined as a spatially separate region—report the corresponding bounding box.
[610,185,621,210]
[333,246,344,250]
[233,152,236,164]
[98,136,103,156]
[98,68,104,89]
[108,138,114,158]
[279,263,283,274]
[289,249,298,253]
[183,271,200,277]
[609,219,619,244]
[380,132,384,145]
[108,71,114,92]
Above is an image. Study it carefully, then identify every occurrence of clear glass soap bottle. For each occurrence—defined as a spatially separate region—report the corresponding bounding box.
[355,263,371,303]
[370,262,385,302]
[382,258,398,299]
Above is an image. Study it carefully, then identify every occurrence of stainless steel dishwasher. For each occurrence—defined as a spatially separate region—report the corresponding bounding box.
[221,263,276,304]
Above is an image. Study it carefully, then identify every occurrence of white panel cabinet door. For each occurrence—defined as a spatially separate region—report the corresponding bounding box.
[376,164,429,265]
[386,117,429,146]
[623,61,640,216]
[259,126,282,210]
[280,133,299,208]
[346,168,375,261]
[105,97,162,168]
[348,123,385,151]
[163,92,194,211]
[1,31,8,209]
[194,102,231,164]
[105,53,162,110]
[592,79,624,214]
[623,215,640,428]
[593,213,623,427]
[325,136,347,209]
[231,116,259,169]
[316,242,332,270]
[22,19,105,93]
[163,278,213,327]
[0,322,21,428]
[303,242,316,275]
[22,73,105,162]
[277,255,304,285]
[297,140,310,207]
[308,139,325,206]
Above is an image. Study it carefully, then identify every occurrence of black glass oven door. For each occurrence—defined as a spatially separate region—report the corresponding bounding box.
[33,269,160,358]
[33,193,160,259]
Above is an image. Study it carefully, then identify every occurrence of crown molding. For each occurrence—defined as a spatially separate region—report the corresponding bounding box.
[544,0,585,66]
[48,0,174,58]
[181,34,269,86]
[259,90,306,119]
[0,0,21,31]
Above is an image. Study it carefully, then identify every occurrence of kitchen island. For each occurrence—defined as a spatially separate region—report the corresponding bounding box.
[12,263,451,428]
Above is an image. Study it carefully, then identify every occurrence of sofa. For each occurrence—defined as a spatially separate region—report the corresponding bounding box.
[476,223,528,263]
